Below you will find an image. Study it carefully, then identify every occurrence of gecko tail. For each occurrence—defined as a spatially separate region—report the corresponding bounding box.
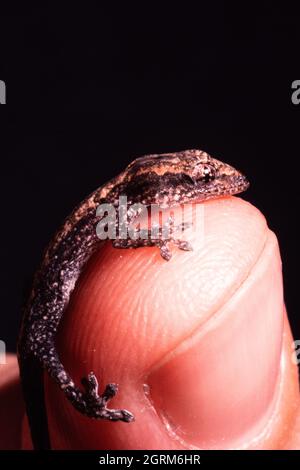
[19,356,51,450]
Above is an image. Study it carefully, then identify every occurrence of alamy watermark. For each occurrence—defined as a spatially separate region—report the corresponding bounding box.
[291,80,300,105]
[0,340,6,364]
[0,80,6,104]
[291,340,300,365]
[95,196,204,243]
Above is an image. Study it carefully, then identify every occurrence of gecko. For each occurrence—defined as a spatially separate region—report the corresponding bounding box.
[17,149,249,449]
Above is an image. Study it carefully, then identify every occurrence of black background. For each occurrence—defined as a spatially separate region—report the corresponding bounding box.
[0,3,299,351]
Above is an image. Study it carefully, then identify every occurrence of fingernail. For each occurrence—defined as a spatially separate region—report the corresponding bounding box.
[147,232,284,448]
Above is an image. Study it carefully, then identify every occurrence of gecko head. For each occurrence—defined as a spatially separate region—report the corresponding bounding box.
[123,149,249,205]
[187,151,250,200]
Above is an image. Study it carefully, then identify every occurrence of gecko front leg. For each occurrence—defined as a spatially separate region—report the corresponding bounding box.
[112,212,193,260]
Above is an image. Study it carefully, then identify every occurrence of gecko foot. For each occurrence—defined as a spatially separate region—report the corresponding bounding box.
[81,372,135,423]
[112,216,193,261]
[157,238,193,260]
[172,239,193,251]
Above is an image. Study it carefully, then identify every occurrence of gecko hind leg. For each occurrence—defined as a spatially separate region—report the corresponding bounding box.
[35,340,134,426]
[80,372,134,422]
[20,341,134,448]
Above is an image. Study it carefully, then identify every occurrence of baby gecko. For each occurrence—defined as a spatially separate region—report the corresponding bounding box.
[18,149,249,449]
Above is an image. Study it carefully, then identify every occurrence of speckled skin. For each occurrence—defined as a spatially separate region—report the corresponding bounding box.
[17,149,249,449]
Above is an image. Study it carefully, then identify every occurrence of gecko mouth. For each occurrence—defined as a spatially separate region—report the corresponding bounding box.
[197,174,250,198]
[228,174,250,194]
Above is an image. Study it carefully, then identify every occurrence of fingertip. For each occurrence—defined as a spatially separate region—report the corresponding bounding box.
[46,197,299,449]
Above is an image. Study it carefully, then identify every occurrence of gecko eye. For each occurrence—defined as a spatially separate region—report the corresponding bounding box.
[193,164,216,183]
[203,165,216,182]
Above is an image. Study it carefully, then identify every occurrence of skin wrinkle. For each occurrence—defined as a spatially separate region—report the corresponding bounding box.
[188,202,266,314]
[146,232,285,449]
[143,228,270,378]
[146,201,269,363]
[239,341,284,449]
[155,349,283,450]
[60,197,268,375]
[58,198,265,388]
[238,312,298,450]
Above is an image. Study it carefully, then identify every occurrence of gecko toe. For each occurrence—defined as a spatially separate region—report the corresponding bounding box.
[102,383,118,402]
[81,372,99,397]
[120,409,135,423]
[177,240,193,251]
[159,242,172,261]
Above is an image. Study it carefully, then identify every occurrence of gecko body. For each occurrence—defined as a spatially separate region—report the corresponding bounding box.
[18,149,249,449]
